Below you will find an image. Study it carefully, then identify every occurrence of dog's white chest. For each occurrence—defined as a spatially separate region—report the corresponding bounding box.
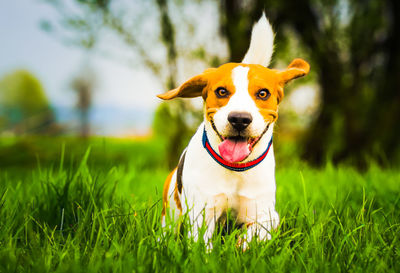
[181,124,277,211]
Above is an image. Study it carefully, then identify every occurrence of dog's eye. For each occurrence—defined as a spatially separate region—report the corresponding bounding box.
[215,87,229,98]
[257,89,271,100]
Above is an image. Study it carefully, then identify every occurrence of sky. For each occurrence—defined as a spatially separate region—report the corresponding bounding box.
[0,0,164,135]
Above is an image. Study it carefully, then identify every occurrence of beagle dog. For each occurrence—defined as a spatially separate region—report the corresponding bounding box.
[158,14,310,246]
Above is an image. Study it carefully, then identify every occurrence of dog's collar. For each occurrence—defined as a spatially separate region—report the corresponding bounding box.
[202,127,273,172]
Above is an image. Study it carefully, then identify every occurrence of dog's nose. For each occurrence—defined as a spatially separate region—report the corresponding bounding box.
[228,112,253,131]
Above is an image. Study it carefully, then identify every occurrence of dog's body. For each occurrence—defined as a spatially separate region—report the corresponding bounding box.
[158,14,309,246]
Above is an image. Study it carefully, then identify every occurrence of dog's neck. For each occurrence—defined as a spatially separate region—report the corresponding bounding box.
[203,119,274,163]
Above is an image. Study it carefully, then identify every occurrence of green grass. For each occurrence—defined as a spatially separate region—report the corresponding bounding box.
[0,138,399,272]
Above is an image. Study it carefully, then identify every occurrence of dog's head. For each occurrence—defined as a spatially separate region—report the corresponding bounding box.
[158,60,309,163]
[157,14,310,163]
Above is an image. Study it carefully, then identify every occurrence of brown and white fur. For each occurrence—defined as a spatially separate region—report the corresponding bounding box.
[158,14,310,247]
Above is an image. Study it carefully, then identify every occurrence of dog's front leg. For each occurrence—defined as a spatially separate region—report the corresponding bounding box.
[243,210,279,241]
[187,204,215,246]
[238,198,279,248]
[187,198,226,248]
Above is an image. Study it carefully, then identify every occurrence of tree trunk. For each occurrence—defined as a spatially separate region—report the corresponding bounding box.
[367,0,400,163]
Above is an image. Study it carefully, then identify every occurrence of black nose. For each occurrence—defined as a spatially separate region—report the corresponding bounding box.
[228,112,253,131]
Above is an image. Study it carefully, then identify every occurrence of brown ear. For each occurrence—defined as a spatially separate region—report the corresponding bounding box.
[279,58,310,84]
[157,68,216,100]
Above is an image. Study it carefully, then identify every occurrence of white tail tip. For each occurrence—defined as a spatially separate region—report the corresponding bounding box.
[242,13,275,67]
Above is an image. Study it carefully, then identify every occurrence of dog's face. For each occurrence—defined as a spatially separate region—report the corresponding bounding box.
[158,59,309,163]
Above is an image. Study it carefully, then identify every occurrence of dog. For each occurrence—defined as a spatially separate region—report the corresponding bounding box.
[158,13,310,247]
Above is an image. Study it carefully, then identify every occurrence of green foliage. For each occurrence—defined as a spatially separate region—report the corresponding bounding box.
[218,0,400,167]
[0,136,166,169]
[0,70,49,114]
[153,100,202,168]
[0,70,55,134]
[0,138,399,272]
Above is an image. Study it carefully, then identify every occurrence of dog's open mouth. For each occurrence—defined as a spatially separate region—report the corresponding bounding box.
[218,135,259,163]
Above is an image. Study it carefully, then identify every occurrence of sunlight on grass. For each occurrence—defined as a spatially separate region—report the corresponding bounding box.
[0,141,399,272]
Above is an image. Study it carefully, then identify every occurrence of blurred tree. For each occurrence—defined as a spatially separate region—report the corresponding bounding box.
[219,0,400,167]
[0,70,57,135]
[70,67,96,138]
[153,100,202,168]
[42,0,210,167]
[43,0,400,167]
[153,0,204,168]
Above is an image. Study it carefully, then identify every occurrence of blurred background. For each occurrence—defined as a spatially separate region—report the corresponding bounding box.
[0,0,399,169]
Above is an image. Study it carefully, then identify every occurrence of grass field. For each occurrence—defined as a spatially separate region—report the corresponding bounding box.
[0,137,399,272]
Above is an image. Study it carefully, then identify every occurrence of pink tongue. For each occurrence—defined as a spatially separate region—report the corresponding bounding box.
[218,139,250,163]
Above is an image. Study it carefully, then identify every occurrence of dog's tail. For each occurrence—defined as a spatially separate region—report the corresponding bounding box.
[242,12,275,67]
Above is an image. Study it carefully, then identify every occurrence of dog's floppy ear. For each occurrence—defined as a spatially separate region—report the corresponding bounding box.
[157,68,216,100]
[279,58,310,84]
[275,58,310,103]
